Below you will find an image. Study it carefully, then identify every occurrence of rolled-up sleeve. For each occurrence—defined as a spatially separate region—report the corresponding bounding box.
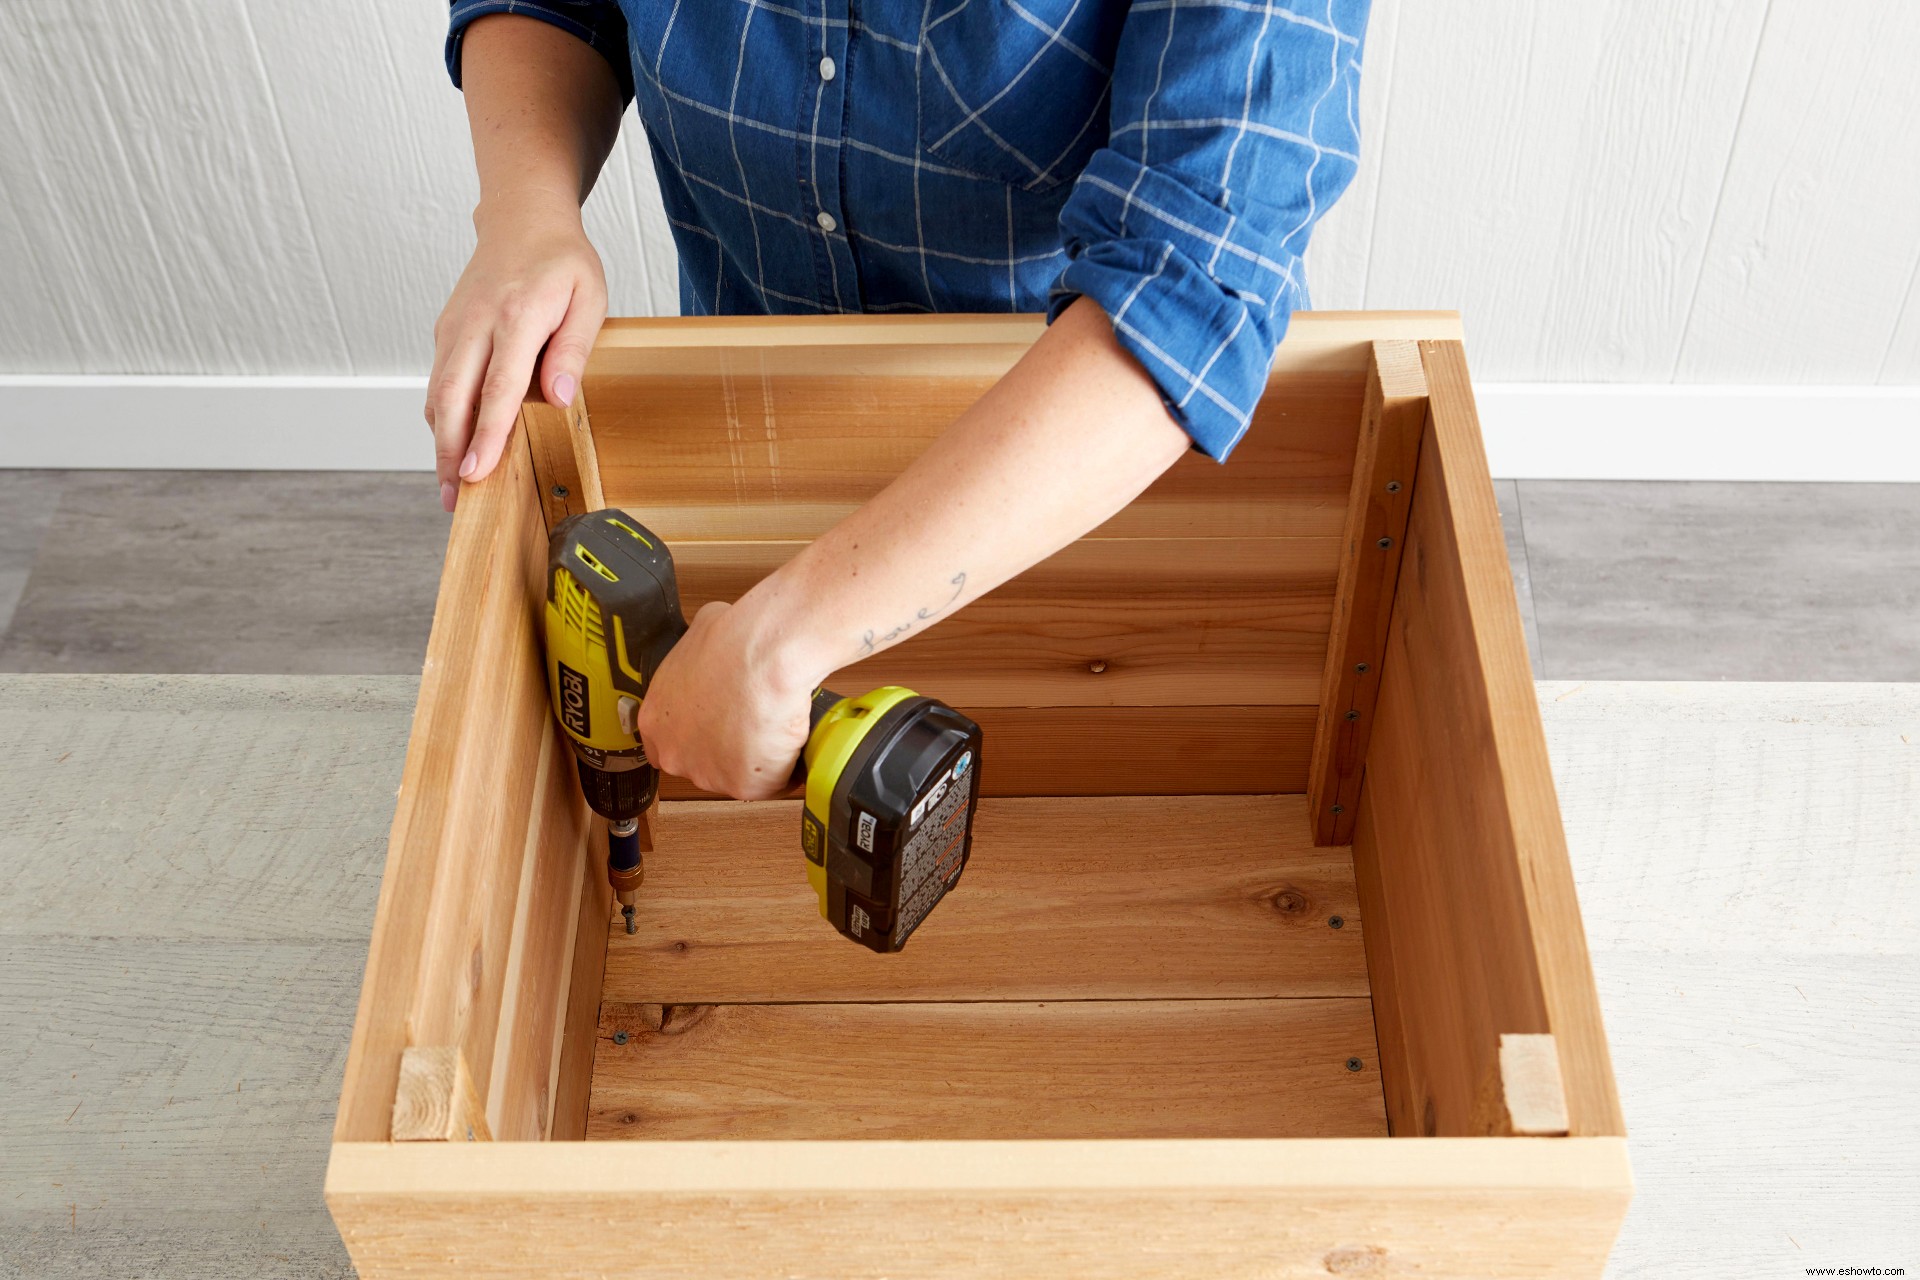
[1048,1,1370,461]
[446,0,634,106]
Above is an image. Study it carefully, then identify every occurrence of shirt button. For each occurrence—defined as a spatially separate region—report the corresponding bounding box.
[816,210,837,232]
[819,56,836,82]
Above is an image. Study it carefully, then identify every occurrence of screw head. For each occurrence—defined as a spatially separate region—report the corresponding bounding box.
[551,484,570,499]
[1346,1057,1364,1072]
[1345,709,1359,721]
[611,1030,629,1046]
[1088,659,1108,674]
[1377,536,1393,550]
[1330,804,1344,815]
[1355,662,1369,674]
[1328,915,1345,929]
[1386,481,1402,493]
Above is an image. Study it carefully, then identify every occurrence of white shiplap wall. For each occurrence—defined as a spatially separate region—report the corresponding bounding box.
[0,0,1917,387]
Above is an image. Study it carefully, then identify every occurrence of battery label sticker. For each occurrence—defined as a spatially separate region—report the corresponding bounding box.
[909,767,953,829]
[856,810,876,853]
[892,764,975,946]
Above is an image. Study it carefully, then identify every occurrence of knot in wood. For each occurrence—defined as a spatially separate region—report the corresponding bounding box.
[1269,887,1311,916]
[1323,1245,1387,1274]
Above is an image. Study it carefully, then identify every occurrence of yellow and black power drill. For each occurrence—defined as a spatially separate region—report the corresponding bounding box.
[543,509,983,952]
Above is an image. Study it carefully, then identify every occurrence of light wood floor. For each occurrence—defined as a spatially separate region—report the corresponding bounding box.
[1,676,1913,1276]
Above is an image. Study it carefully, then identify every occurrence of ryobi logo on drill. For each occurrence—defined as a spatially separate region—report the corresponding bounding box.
[556,662,591,737]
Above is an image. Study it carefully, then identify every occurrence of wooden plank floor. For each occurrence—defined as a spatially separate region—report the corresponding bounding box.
[602,794,1367,1003]
[587,998,1385,1141]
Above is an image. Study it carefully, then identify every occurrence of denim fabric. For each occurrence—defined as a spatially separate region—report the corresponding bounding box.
[448,0,1369,460]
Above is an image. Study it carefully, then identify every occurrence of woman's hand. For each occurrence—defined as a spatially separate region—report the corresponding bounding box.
[635,600,818,801]
[425,194,607,511]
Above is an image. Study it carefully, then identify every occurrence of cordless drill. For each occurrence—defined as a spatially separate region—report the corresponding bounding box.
[543,509,982,952]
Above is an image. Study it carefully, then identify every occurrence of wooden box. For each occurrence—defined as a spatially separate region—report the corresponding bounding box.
[324,313,1631,1277]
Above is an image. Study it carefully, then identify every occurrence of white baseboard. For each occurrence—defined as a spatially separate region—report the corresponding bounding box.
[0,376,434,471]
[1,375,1915,481]
[1475,383,1920,482]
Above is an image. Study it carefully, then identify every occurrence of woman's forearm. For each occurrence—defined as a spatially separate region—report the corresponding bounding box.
[458,14,624,219]
[738,296,1191,694]
[427,15,624,509]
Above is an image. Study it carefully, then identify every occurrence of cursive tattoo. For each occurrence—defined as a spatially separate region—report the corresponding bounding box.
[857,572,967,657]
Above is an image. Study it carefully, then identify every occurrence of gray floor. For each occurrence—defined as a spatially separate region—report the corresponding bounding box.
[2,470,1916,680]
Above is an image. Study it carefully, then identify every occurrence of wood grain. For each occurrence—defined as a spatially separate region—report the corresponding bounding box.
[518,386,606,532]
[549,819,613,1144]
[655,703,1316,800]
[1308,340,1429,843]
[1351,341,1622,1138]
[1472,1033,1571,1138]
[332,445,589,1143]
[586,998,1385,1141]
[326,1138,1631,1280]
[586,314,1461,544]
[669,536,1338,708]
[483,728,593,1142]
[602,795,1365,1003]
[391,1046,491,1144]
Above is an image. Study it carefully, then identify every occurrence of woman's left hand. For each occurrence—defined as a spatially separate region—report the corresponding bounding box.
[634,600,816,801]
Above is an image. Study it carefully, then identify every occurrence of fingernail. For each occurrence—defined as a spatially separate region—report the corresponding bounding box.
[440,482,456,513]
[458,451,478,478]
[554,373,576,407]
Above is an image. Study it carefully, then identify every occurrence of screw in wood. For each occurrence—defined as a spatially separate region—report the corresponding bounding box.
[1345,709,1359,721]
[1355,662,1369,674]
[1386,481,1402,492]
[466,1126,476,1142]
[1377,536,1393,549]
[552,484,570,499]
[1330,804,1344,815]
[1088,659,1108,674]
[612,1030,629,1046]
[1328,915,1345,929]
[1346,1057,1364,1072]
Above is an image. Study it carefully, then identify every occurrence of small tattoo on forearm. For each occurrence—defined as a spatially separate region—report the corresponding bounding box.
[857,572,966,657]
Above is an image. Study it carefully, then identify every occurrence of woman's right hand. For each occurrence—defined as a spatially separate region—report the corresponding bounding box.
[426,192,607,512]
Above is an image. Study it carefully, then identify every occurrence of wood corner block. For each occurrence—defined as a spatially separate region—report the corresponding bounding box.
[1473,1033,1571,1137]
[391,1045,493,1143]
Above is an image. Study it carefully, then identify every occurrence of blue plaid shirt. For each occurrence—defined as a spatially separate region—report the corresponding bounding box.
[448,0,1369,460]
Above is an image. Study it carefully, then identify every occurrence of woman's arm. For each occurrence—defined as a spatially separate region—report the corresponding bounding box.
[635,296,1188,798]
[427,14,624,511]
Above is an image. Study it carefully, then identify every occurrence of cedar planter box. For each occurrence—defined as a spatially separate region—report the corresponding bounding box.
[325,313,1631,1278]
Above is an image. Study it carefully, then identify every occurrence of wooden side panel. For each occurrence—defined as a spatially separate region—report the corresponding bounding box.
[603,795,1366,1004]
[671,536,1337,708]
[587,998,1385,1140]
[1350,340,1624,1138]
[333,443,593,1143]
[485,729,594,1141]
[1308,341,1429,843]
[659,703,1318,800]
[584,312,1464,544]
[549,819,613,1143]
[327,1139,1633,1280]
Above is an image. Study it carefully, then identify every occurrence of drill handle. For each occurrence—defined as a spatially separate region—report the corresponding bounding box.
[790,687,844,789]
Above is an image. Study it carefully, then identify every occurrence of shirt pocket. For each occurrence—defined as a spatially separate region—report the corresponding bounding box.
[917,1,1119,192]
